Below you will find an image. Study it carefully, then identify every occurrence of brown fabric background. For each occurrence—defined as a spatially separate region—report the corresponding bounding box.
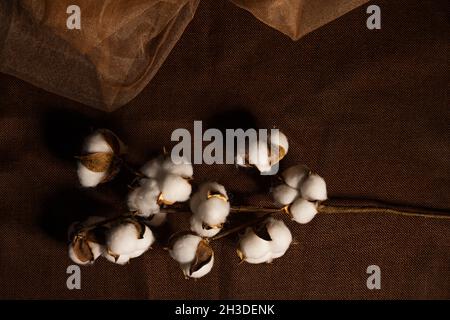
[0,0,448,299]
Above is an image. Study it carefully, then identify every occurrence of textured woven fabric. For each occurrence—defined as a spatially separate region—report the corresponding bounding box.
[0,0,448,299]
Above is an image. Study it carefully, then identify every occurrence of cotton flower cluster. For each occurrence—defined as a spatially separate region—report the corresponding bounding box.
[272,165,327,224]
[169,234,214,279]
[77,129,126,187]
[236,130,289,173]
[237,217,292,264]
[189,182,230,237]
[70,129,328,280]
[127,156,193,224]
[68,216,154,265]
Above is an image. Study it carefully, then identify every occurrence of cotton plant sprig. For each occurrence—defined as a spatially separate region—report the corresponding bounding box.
[69,129,450,279]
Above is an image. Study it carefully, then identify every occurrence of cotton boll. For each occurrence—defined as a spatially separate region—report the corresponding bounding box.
[248,140,272,173]
[272,184,299,206]
[133,225,155,252]
[140,157,164,178]
[147,212,167,227]
[269,130,289,162]
[196,198,230,227]
[77,162,106,187]
[238,228,272,264]
[190,216,221,238]
[265,218,292,259]
[190,182,228,213]
[127,179,160,217]
[300,173,327,201]
[182,255,215,279]
[106,223,141,255]
[289,198,318,224]
[83,132,112,154]
[162,157,193,178]
[68,239,104,265]
[159,174,192,203]
[169,234,203,264]
[103,251,130,265]
[282,165,310,189]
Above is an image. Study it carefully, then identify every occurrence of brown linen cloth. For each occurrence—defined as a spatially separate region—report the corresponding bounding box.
[0,0,369,111]
[0,0,448,299]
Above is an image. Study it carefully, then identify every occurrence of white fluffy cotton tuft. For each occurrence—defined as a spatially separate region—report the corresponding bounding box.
[77,162,107,187]
[272,184,299,206]
[169,234,202,264]
[106,222,154,257]
[238,227,272,264]
[196,198,230,226]
[158,174,192,203]
[127,178,161,217]
[189,182,230,236]
[190,216,221,238]
[300,173,327,201]
[266,218,292,259]
[281,165,309,189]
[289,198,318,224]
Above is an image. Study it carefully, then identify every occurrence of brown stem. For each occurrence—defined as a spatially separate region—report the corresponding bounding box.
[230,206,282,214]
[318,205,450,220]
[211,213,273,241]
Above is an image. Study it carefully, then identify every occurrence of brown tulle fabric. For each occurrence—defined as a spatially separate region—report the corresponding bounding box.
[0,0,369,111]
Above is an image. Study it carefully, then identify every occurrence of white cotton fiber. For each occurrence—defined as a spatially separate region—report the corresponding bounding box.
[162,157,193,178]
[281,165,309,189]
[127,178,161,216]
[238,227,272,264]
[300,173,327,201]
[190,216,221,238]
[196,197,230,226]
[140,157,164,179]
[272,184,299,206]
[107,222,153,256]
[159,174,192,203]
[265,218,292,259]
[83,131,112,154]
[290,198,318,224]
[77,162,106,187]
[169,234,202,264]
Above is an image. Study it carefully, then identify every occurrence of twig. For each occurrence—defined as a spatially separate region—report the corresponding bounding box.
[211,213,272,241]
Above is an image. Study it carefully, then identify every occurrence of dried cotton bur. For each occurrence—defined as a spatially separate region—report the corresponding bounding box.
[77,129,126,187]
[272,165,327,224]
[69,129,330,279]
